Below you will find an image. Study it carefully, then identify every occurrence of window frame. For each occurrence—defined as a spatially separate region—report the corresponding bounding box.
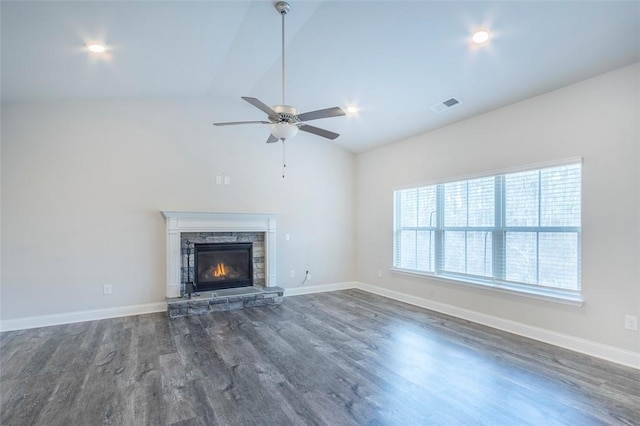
[392,159,583,305]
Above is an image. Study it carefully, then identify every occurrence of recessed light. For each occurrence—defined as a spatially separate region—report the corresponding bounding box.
[346,105,359,114]
[471,28,491,45]
[86,43,106,53]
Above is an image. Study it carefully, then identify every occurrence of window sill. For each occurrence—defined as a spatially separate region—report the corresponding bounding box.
[390,267,584,307]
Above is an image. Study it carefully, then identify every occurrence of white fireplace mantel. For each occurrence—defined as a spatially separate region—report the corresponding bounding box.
[161,211,279,298]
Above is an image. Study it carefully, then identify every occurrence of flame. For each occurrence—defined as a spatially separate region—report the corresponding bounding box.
[213,262,227,278]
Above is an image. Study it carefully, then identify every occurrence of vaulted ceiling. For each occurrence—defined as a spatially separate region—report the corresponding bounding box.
[2,1,638,153]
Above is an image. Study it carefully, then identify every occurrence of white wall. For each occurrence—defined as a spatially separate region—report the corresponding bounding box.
[2,64,638,362]
[1,99,356,320]
[356,63,640,354]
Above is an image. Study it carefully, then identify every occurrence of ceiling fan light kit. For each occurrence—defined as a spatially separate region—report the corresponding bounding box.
[271,122,298,140]
[213,1,345,146]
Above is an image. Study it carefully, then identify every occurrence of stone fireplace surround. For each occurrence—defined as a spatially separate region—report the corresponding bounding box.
[181,232,264,291]
[161,211,278,298]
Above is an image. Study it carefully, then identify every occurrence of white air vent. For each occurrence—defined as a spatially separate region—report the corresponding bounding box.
[430,97,461,113]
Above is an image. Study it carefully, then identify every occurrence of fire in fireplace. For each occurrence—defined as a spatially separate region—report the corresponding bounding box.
[194,243,253,291]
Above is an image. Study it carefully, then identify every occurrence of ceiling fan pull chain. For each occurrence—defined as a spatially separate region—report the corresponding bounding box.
[282,139,287,178]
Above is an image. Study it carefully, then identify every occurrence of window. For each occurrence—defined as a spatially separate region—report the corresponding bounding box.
[393,162,582,301]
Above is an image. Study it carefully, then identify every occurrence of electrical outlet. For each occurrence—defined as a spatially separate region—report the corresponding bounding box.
[305,270,311,281]
[103,284,112,295]
[624,315,638,331]
[377,269,382,278]
[290,270,295,278]
[215,176,222,185]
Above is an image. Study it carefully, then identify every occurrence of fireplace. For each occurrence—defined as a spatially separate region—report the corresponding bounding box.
[194,243,253,291]
[162,211,278,298]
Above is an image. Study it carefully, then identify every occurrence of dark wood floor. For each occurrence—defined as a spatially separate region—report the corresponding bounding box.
[1,289,639,425]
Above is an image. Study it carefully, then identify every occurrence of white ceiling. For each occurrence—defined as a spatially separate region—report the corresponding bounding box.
[2,1,639,153]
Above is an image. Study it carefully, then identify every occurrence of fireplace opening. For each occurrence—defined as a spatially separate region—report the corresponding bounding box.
[194,243,253,291]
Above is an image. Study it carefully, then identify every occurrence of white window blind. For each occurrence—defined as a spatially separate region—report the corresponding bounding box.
[393,162,582,299]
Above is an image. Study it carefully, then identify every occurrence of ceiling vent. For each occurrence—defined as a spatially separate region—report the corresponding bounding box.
[430,97,461,113]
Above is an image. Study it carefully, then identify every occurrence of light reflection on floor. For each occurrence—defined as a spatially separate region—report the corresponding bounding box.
[378,318,588,423]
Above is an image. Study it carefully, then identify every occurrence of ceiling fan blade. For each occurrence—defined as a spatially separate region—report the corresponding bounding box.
[241,97,278,116]
[213,120,270,126]
[266,134,279,143]
[297,106,346,122]
[299,124,340,140]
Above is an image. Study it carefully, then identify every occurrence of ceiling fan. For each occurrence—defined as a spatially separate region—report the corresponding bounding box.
[213,1,345,143]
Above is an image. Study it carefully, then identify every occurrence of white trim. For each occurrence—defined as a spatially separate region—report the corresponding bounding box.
[284,281,357,297]
[0,302,167,332]
[355,281,639,370]
[3,281,636,370]
[393,156,583,190]
[390,267,584,306]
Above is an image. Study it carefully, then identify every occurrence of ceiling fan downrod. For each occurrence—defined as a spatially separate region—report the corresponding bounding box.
[276,1,290,106]
[212,0,345,147]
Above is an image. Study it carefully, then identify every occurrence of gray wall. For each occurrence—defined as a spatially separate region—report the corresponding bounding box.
[356,63,640,353]
[1,99,356,319]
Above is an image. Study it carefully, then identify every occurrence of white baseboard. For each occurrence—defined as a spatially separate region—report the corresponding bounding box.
[0,302,168,332]
[283,281,357,297]
[1,281,359,331]
[3,282,638,370]
[355,281,640,370]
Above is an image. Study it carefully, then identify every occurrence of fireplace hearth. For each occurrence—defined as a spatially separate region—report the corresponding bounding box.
[194,243,253,291]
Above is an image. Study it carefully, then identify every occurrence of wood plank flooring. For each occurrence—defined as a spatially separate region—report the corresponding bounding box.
[1,289,639,425]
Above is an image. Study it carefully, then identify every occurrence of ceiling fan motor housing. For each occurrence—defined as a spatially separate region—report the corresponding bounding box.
[271,104,299,123]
